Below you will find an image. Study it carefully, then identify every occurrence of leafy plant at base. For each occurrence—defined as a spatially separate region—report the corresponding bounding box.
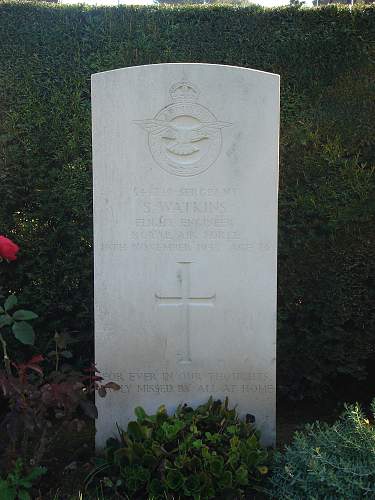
[268,399,375,499]
[0,235,38,376]
[87,397,269,498]
[0,294,38,373]
[0,458,46,500]
[0,357,120,468]
[0,236,121,470]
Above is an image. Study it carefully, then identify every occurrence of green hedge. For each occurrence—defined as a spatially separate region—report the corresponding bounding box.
[0,2,374,398]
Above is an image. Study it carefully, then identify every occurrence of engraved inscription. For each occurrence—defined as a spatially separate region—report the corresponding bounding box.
[100,369,275,396]
[155,262,215,364]
[135,82,232,176]
[99,184,273,254]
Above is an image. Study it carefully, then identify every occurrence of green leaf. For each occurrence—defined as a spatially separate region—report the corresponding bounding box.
[183,475,201,495]
[165,470,184,491]
[149,478,163,497]
[26,466,46,482]
[127,421,144,441]
[16,479,32,489]
[235,465,248,486]
[243,450,260,466]
[220,470,233,488]
[209,456,224,477]
[134,406,147,421]
[143,452,158,468]
[247,434,260,449]
[12,322,35,345]
[60,350,73,359]
[12,310,38,321]
[17,490,31,500]
[113,447,132,466]
[0,314,13,328]
[0,306,4,313]
[0,481,17,500]
[4,295,17,312]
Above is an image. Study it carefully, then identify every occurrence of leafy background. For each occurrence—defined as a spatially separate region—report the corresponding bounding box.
[0,2,374,399]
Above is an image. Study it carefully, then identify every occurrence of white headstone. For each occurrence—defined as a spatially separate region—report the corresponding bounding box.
[92,63,279,447]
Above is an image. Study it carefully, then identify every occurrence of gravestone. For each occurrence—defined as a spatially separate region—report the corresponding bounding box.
[92,63,279,447]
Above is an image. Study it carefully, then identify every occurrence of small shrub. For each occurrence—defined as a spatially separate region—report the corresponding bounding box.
[0,237,121,470]
[0,353,116,467]
[88,397,269,499]
[268,399,375,499]
[0,458,46,500]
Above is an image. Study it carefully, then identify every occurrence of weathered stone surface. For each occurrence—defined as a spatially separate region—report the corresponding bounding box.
[92,63,279,446]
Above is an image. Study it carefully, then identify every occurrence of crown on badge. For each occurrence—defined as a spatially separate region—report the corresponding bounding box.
[169,81,199,103]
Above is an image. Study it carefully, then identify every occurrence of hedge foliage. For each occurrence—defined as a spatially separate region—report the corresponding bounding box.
[0,2,374,398]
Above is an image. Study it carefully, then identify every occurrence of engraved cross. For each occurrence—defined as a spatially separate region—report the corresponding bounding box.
[155,262,216,364]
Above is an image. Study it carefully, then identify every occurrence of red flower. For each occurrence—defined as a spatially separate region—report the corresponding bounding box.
[0,236,20,261]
